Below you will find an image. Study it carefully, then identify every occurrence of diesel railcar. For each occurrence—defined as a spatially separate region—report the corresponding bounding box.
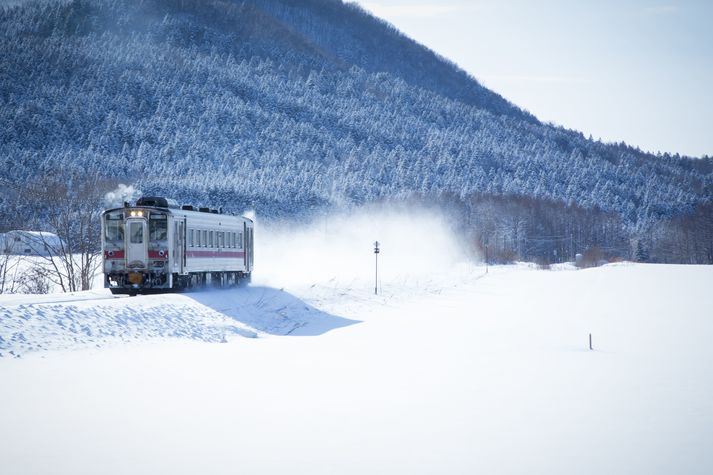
[101,197,253,295]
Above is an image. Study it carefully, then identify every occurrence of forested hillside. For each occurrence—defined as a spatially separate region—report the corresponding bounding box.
[1,0,711,262]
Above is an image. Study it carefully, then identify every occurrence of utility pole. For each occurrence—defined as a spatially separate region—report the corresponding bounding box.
[374,241,380,295]
[485,242,489,274]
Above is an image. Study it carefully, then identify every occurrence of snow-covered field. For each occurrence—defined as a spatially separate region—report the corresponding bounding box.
[1,209,712,474]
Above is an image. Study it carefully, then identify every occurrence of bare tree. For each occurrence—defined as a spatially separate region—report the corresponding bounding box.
[0,250,24,294]
[24,169,114,292]
[17,265,51,294]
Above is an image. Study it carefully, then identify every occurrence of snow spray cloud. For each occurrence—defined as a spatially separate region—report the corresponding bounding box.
[253,204,469,288]
[104,184,141,208]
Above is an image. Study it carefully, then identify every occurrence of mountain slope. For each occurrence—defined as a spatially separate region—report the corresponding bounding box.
[0,0,711,228]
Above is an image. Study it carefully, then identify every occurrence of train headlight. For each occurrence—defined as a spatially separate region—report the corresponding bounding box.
[158,250,165,257]
[129,210,144,217]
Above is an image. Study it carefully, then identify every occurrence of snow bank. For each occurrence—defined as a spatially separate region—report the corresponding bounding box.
[0,287,358,357]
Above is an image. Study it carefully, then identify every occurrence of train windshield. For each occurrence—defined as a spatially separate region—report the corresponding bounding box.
[104,213,124,243]
[149,214,168,242]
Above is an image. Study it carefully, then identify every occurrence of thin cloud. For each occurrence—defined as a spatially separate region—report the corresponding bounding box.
[480,74,590,85]
[359,2,478,19]
[642,5,678,15]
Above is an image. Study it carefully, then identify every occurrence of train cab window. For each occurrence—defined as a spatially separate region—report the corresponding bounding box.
[105,221,124,242]
[129,222,143,244]
[149,216,167,242]
[105,213,125,243]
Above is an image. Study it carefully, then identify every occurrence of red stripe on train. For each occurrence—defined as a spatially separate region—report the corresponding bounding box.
[105,250,244,259]
[186,251,245,258]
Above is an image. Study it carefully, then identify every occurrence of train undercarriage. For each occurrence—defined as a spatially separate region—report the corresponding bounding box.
[106,270,252,296]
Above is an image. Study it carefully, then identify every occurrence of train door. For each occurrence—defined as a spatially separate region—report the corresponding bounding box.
[251,227,254,271]
[243,222,247,270]
[126,219,147,268]
[247,226,253,272]
[174,219,186,274]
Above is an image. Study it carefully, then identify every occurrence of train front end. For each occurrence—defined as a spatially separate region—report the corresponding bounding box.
[102,203,171,294]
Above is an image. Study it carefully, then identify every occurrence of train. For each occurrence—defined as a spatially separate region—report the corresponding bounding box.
[101,196,253,295]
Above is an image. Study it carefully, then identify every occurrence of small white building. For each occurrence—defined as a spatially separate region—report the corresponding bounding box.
[0,230,63,257]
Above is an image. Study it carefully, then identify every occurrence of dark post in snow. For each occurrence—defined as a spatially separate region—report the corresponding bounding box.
[374,241,380,295]
[589,333,593,351]
[485,243,489,274]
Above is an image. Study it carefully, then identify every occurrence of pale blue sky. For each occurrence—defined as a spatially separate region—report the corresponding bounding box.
[354,0,713,157]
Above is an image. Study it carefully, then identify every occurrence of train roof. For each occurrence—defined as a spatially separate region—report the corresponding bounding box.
[136,196,180,209]
[102,197,253,223]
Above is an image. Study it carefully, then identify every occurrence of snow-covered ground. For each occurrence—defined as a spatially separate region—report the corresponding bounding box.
[1,209,712,474]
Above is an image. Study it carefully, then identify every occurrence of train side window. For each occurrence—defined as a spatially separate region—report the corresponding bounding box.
[196,230,200,247]
[209,231,213,248]
[218,232,223,248]
[188,229,194,247]
[238,232,243,249]
[202,230,207,247]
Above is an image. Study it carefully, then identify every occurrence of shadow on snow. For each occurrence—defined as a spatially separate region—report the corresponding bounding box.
[184,285,360,337]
